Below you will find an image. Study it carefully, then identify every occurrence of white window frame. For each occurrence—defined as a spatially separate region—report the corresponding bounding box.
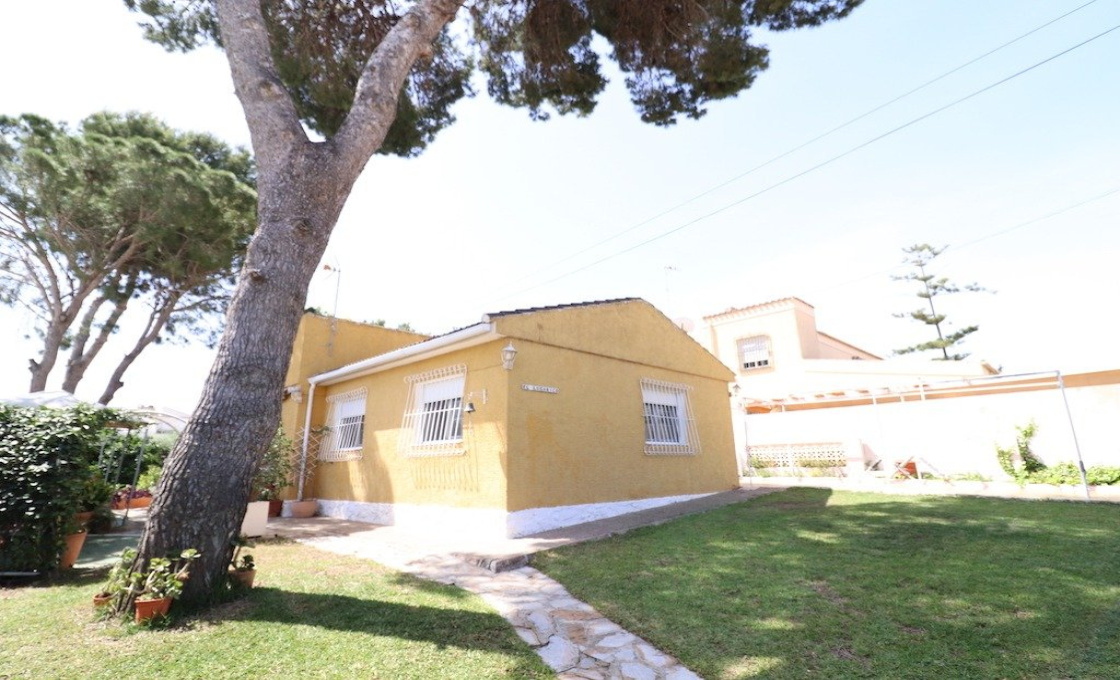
[399,364,468,457]
[320,388,367,462]
[737,335,772,371]
[640,379,699,456]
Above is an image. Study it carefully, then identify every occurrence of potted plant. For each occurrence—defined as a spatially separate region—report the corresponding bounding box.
[230,553,256,587]
[58,513,88,570]
[75,469,115,529]
[132,548,200,624]
[284,426,324,518]
[254,429,296,517]
[227,536,257,588]
[93,548,135,609]
[111,486,153,510]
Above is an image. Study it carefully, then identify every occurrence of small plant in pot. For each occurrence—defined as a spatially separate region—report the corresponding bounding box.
[133,548,200,624]
[228,536,257,589]
[93,548,136,610]
[101,548,199,624]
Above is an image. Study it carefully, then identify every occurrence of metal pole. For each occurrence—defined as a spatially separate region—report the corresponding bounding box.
[123,430,149,524]
[1056,372,1090,500]
[109,431,125,487]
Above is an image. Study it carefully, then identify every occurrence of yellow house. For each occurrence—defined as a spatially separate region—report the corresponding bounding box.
[282,299,737,538]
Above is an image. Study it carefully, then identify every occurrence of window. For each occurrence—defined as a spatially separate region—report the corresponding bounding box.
[737,335,772,371]
[320,388,366,462]
[640,379,699,455]
[400,364,467,457]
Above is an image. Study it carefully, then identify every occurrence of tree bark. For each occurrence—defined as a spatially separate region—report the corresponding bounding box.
[62,277,135,393]
[128,0,465,607]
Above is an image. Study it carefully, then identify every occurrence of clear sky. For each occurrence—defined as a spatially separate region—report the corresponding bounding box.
[1,0,1117,412]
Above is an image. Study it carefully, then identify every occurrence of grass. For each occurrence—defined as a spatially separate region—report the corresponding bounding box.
[0,540,551,679]
[534,488,1120,679]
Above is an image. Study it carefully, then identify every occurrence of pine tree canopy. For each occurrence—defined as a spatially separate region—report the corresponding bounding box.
[124,0,864,156]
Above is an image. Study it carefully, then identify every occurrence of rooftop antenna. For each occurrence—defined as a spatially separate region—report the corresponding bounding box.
[664,265,679,316]
[322,263,342,356]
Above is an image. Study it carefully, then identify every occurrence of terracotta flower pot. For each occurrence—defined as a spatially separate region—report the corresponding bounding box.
[112,495,153,511]
[230,569,256,588]
[135,597,172,623]
[93,593,113,608]
[59,531,87,570]
[284,499,318,518]
[267,500,283,517]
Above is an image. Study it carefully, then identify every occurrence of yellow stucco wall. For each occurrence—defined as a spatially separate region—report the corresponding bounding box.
[310,340,511,510]
[504,340,738,512]
[492,300,732,383]
[494,300,737,510]
[279,314,427,437]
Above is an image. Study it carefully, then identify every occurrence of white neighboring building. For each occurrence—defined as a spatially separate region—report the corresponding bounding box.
[693,297,996,404]
[690,297,997,470]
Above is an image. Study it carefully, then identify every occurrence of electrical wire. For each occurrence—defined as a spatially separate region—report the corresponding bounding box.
[808,186,1120,296]
[484,0,1104,297]
[494,21,1120,300]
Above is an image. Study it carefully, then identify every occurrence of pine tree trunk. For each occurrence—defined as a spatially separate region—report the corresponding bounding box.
[123,0,464,610]
[130,148,347,605]
[97,291,182,405]
[62,283,133,393]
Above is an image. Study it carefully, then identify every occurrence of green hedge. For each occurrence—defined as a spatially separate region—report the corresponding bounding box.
[0,405,127,573]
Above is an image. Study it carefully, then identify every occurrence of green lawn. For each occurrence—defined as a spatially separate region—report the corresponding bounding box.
[0,540,551,679]
[535,488,1120,679]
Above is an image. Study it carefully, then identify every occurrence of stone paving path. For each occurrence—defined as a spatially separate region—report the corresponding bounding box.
[297,532,700,679]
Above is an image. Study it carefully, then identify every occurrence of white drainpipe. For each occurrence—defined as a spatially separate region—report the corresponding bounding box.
[297,380,318,500]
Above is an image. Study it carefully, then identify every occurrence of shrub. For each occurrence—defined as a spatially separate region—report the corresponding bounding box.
[136,465,162,492]
[996,422,1046,483]
[98,432,172,487]
[0,405,126,573]
[1087,466,1120,486]
[252,429,297,501]
[796,458,841,469]
[748,456,781,469]
[1026,462,1120,487]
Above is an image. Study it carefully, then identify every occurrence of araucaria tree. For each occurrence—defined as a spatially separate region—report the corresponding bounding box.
[119,0,865,608]
[0,112,256,402]
[893,243,988,360]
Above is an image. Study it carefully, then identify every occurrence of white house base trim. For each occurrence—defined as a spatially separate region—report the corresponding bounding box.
[506,493,715,537]
[316,499,509,539]
[317,493,717,538]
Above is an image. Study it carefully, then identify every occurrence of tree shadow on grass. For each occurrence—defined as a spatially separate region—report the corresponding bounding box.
[216,585,546,671]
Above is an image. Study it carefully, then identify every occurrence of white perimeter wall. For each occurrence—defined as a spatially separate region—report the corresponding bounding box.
[742,376,1120,478]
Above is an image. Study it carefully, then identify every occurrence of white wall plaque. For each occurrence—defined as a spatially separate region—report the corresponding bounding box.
[522,384,559,394]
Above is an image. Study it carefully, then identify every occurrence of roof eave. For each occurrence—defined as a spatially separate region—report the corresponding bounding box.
[310,323,501,386]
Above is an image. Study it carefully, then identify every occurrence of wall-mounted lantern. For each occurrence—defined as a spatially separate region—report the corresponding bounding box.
[501,341,518,371]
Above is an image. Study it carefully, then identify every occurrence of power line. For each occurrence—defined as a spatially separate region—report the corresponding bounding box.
[810,186,1120,296]
[484,0,1104,297]
[495,21,1120,300]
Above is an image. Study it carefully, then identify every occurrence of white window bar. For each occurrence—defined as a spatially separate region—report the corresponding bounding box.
[400,364,468,457]
[737,335,772,371]
[640,378,699,456]
[320,387,367,462]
